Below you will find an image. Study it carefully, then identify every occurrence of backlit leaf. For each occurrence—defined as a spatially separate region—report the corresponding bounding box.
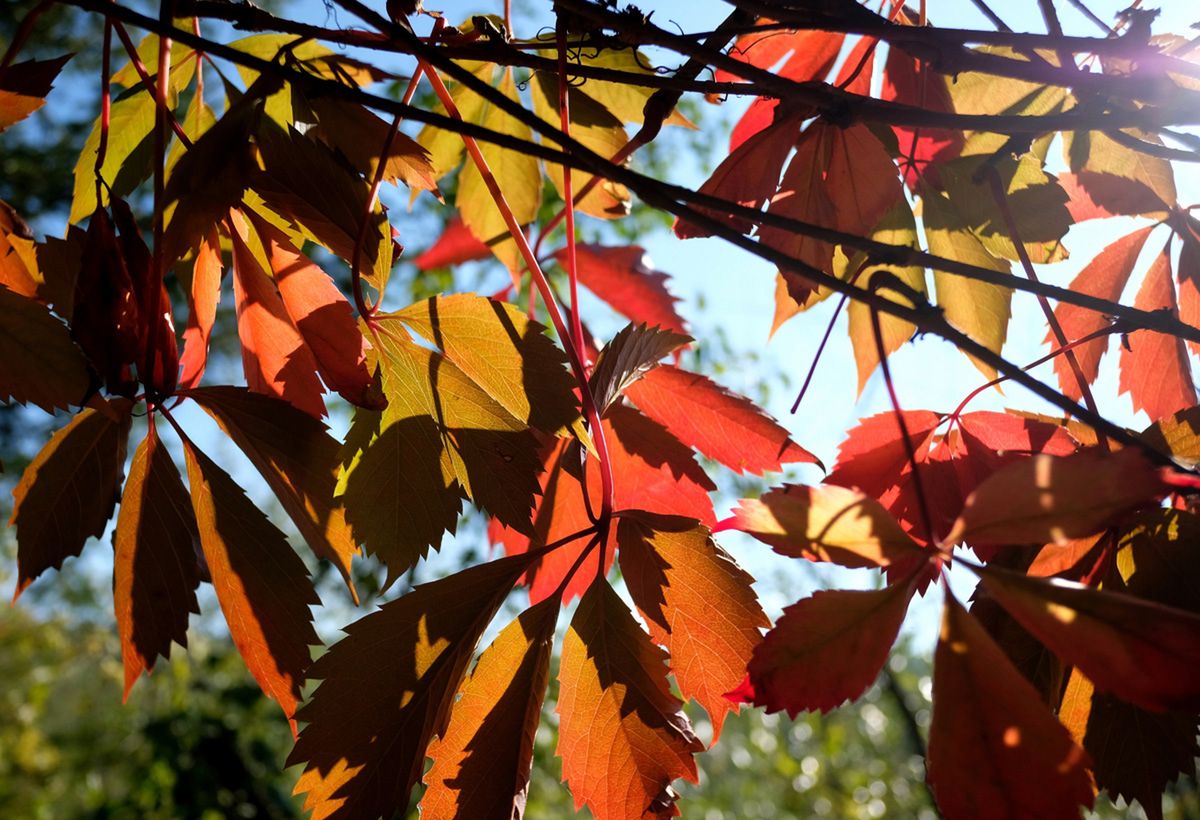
[182,439,318,720]
[10,398,132,599]
[555,244,688,336]
[421,598,558,820]
[626,364,820,475]
[732,483,922,568]
[742,569,919,716]
[190,386,359,598]
[113,424,201,699]
[618,512,768,739]
[177,228,223,391]
[0,55,70,132]
[589,322,691,415]
[927,591,1093,820]
[557,580,702,820]
[289,555,531,820]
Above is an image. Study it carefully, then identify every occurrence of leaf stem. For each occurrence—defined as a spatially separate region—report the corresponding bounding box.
[555,21,589,369]
[146,0,173,404]
[419,56,616,536]
[94,19,113,205]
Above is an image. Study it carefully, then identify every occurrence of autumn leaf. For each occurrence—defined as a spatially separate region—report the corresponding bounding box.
[1049,226,1154,399]
[249,213,381,410]
[625,364,820,475]
[738,568,920,716]
[1059,171,1170,222]
[182,439,319,720]
[397,293,581,436]
[1119,244,1197,422]
[0,284,90,411]
[927,591,1093,820]
[882,39,963,187]
[421,598,558,820]
[0,54,71,133]
[1064,129,1177,212]
[557,580,703,820]
[589,322,692,414]
[11,398,133,599]
[413,216,490,270]
[189,386,359,598]
[617,512,768,739]
[306,96,437,192]
[554,244,688,336]
[289,554,532,820]
[948,446,1166,547]
[177,228,223,391]
[974,563,1200,713]
[113,424,201,699]
[732,483,922,569]
[229,215,327,419]
[1141,404,1200,469]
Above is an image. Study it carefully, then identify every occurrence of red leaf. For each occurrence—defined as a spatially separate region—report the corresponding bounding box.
[1059,171,1170,222]
[947,447,1167,548]
[626,364,820,474]
[554,244,687,336]
[11,398,133,599]
[832,36,877,96]
[881,44,963,188]
[745,569,919,716]
[250,213,380,409]
[975,563,1200,713]
[421,599,557,819]
[618,512,768,740]
[673,112,801,240]
[412,216,491,271]
[289,555,532,820]
[177,228,222,391]
[1119,245,1196,422]
[182,439,319,721]
[230,215,326,419]
[927,592,1094,820]
[1049,226,1153,400]
[556,580,702,820]
[1177,218,1200,356]
[113,424,201,699]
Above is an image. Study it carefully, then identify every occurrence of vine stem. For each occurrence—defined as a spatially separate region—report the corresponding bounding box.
[983,165,1109,451]
[146,0,173,403]
[93,19,113,204]
[112,20,193,148]
[350,16,444,321]
[555,21,589,369]
[419,57,616,534]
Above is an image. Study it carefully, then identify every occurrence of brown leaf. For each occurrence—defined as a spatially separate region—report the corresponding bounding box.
[421,598,558,820]
[927,592,1093,820]
[289,555,531,820]
[11,398,133,599]
[113,424,201,699]
[589,322,692,415]
[182,440,319,720]
[557,580,702,820]
[189,386,359,599]
[0,284,90,411]
[618,512,768,739]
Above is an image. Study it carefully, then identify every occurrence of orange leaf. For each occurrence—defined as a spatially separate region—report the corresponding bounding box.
[740,569,918,716]
[250,213,380,409]
[1119,244,1197,422]
[556,581,702,820]
[927,591,1093,820]
[555,244,688,337]
[177,228,223,391]
[113,424,201,699]
[1059,171,1169,222]
[288,555,531,820]
[626,364,820,475]
[421,598,558,819]
[11,398,133,599]
[0,200,39,298]
[189,386,359,599]
[974,563,1200,713]
[0,55,70,133]
[182,439,318,720]
[618,512,768,740]
[732,483,922,568]
[1049,226,1153,399]
[947,448,1167,547]
[230,216,327,419]
[0,283,90,411]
